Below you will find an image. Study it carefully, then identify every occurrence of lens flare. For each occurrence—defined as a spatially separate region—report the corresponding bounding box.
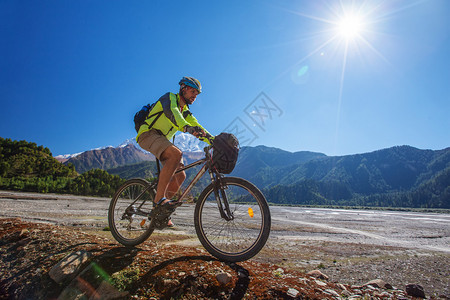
[291,65,309,84]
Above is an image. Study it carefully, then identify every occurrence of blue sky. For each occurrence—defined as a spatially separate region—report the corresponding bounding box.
[1,0,449,156]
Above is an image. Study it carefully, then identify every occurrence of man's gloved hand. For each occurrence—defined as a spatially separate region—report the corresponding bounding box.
[184,125,206,137]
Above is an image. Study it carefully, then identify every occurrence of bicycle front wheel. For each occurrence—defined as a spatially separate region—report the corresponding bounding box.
[194,177,271,262]
[108,179,155,246]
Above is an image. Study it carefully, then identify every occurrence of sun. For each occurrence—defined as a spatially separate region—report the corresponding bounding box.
[281,1,394,153]
[336,13,364,40]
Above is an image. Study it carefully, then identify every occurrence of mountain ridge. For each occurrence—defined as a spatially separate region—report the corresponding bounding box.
[7,135,447,208]
[50,135,449,208]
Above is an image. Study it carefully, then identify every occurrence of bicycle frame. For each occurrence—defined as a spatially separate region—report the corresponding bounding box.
[157,147,234,219]
[125,146,234,221]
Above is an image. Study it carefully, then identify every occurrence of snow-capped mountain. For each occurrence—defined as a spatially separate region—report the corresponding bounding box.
[56,133,203,161]
[54,152,83,162]
[173,132,207,152]
[118,138,139,149]
[118,133,206,152]
[54,145,120,162]
[117,133,204,153]
[55,133,206,171]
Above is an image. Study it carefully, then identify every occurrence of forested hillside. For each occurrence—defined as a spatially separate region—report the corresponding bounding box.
[107,161,157,179]
[0,138,124,196]
[0,138,77,179]
[258,146,450,208]
[232,146,326,186]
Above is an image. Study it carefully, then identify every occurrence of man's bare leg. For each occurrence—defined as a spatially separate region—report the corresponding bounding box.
[154,145,183,204]
[166,166,186,199]
[163,166,185,227]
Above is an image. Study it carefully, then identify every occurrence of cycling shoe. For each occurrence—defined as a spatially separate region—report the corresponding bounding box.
[151,198,182,230]
[153,198,182,210]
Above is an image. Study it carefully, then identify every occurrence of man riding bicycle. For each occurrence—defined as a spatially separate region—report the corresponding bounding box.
[136,76,213,227]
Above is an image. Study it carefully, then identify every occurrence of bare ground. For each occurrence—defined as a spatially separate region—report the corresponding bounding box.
[0,190,449,299]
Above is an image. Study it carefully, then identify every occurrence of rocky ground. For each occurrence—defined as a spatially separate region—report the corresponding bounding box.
[1,217,449,299]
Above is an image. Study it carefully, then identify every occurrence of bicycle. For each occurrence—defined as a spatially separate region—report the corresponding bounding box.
[108,142,271,262]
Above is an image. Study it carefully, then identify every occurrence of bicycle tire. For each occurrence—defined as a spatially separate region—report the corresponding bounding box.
[108,178,155,246]
[194,177,271,262]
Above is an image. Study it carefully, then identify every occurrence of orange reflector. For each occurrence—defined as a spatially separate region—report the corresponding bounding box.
[140,219,146,227]
[248,207,254,218]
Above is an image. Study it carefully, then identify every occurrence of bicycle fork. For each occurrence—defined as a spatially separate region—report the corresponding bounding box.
[211,173,234,221]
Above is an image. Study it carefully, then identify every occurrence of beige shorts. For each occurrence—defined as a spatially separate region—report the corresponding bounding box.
[137,130,173,160]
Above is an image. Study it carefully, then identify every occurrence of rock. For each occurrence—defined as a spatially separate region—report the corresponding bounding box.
[307,270,329,280]
[286,288,299,298]
[315,280,327,287]
[49,250,91,283]
[155,278,180,292]
[18,237,31,246]
[364,279,393,290]
[272,268,285,278]
[352,289,362,295]
[58,262,118,299]
[89,281,129,300]
[341,289,352,297]
[57,284,85,300]
[238,269,249,279]
[324,289,340,297]
[216,272,232,285]
[405,284,426,298]
[376,291,392,298]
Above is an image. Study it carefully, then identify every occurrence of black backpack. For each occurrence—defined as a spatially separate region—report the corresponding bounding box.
[133,103,162,133]
[212,133,239,174]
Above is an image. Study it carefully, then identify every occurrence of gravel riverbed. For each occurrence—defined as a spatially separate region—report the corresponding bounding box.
[1,190,449,298]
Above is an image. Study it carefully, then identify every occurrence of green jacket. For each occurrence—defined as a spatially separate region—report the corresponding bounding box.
[136,92,211,144]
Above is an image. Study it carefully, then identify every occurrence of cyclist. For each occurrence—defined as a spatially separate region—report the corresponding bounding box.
[136,76,213,226]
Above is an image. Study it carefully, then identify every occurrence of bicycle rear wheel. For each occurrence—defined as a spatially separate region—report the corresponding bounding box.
[108,179,155,246]
[194,177,271,262]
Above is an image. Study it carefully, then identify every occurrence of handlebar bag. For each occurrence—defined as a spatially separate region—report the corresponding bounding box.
[212,133,239,174]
